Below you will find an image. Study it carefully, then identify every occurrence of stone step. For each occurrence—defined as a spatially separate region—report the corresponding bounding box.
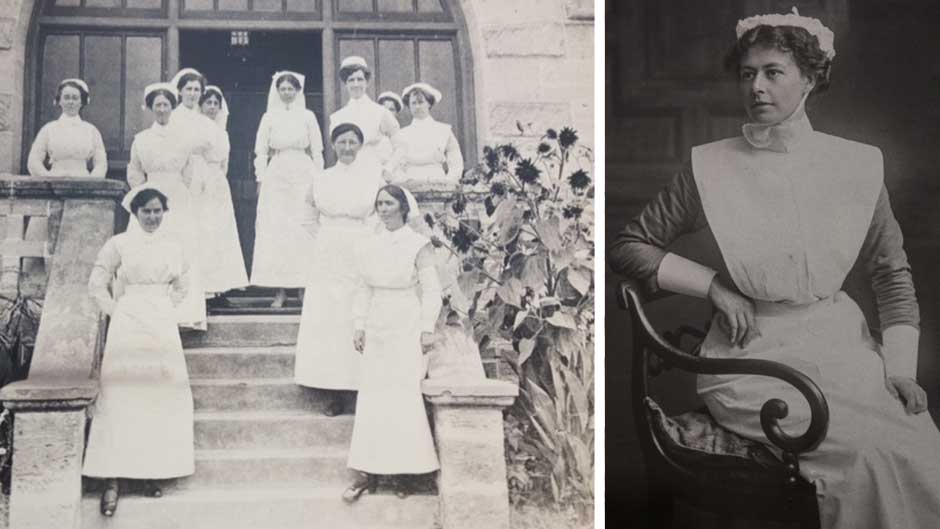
[194,410,354,450]
[166,448,356,490]
[190,378,330,413]
[185,346,295,379]
[182,314,300,348]
[81,487,439,529]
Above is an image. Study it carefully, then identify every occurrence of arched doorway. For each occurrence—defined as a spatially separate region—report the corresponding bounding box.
[25,0,476,269]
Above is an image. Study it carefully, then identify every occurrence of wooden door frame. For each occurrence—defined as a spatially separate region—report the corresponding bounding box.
[22,0,477,173]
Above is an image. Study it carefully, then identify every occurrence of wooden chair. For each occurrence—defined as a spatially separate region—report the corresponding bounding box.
[616,280,831,528]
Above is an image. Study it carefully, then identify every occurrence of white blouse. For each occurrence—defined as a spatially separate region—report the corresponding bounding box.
[27,115,107,177]
[254,107,324,181]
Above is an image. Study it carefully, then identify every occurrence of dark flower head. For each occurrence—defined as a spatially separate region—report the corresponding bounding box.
[484,196,497,216]
[483,146,500,177]
[563,206,584,220]
[515,158,541,184]
[558,127,578,149]
[568,169,591,191]
[451,222,480,253]
[537,142,552,154]
[490,182,507,197]
[500,144,520,161]
[546,128,558,140]
[424,213,435,228]
[451,195,467,215]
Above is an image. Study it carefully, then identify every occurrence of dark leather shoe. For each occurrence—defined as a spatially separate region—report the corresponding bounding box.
[324,394,344,417]
[100,480,119,516]
[145,480,162,498]
[342,474,377,503]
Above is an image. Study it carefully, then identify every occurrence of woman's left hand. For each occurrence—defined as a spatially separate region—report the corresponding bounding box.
[420,332,436,355]
[886,376,928,414]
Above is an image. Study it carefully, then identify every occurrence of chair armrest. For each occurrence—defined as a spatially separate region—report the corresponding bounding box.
[618,280,830,455]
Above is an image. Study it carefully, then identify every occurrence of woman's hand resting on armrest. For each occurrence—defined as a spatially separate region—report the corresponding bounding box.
[707,277,761,349]
[886,376,928,414]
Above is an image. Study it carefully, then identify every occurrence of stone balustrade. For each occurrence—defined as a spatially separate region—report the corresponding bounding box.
[0,175,126,529]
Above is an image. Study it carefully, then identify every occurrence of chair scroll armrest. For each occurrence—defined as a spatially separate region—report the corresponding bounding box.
[619,280,830,455]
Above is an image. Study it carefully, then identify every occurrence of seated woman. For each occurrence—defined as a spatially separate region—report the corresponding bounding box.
[294,122,385,415]
[343,184,441,502]
[608,9,940,529]
[83,184,195,517]
[389,83,463,185]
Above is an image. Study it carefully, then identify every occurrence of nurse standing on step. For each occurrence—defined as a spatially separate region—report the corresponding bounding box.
[84,183,195,517]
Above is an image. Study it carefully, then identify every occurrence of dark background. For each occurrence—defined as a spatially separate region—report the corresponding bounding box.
[605,0,940,525]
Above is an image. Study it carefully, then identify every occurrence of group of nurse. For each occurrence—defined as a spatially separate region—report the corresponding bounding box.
[27,54,461,515]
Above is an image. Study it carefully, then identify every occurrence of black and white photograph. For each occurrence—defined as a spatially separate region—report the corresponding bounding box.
[607,1,940,528]
[0,1,596,528]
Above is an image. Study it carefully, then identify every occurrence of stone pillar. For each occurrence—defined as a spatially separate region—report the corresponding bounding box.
[423,378,518,529]
[4,391,95,529]
[0,176,126,529]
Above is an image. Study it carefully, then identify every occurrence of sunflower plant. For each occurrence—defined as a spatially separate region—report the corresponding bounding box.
[425,126,594,514]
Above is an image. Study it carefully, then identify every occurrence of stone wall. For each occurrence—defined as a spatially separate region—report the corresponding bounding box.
[458,0,594,150]
[0,0,29,175]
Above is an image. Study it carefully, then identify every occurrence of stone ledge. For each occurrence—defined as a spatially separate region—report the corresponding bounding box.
[0,377,98,411]
[0,176,128,201]
[422,378,518,407]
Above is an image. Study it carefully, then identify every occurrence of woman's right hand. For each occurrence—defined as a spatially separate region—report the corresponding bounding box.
[353,330,365,354]
[707,278,761,348]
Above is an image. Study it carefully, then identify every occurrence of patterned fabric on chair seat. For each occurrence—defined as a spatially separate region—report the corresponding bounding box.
[646,397,791,487]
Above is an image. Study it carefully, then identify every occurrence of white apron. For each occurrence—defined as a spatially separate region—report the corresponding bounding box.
[692,129,940,529]
[347,226,439,474]
[83,230,195,479]
[294,159,383,389]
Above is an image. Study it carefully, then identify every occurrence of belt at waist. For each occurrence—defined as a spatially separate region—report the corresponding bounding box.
[49,159,92,176]
[752,293,838,317]
[371,283,418,292]
[123,284,170,296]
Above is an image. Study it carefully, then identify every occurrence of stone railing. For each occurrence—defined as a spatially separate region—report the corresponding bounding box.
[0,176,127,529]
[411,183,520,529]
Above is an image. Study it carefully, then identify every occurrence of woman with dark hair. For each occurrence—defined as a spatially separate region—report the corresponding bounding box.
[329,56,401,177]
[127,82,211,330]
[27,78,107,177]
[252,70,324,307]
[343,184,441,502]
[25,78,108,279]
[83,183,195,517]
[390,82,463,185]
[609,8,940,528]
[294,122,385,415]
[194,85,249,303]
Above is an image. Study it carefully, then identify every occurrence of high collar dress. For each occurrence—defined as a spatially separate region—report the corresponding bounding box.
[82,223,195,479]
[293,157,384,390]
[127,120,209,330]
[389,115,463,185]
[251,104,324,287]
[346,224,441,474]
[611,109,940,529]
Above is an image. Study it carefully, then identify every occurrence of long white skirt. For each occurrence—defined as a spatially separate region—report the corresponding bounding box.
[251,150,316,287]
[347,287,439,474]
[128,172,207,330]
[83,285,195,479]
[194,162,248,294]
[697,292,940,529]
[294,217,369,389]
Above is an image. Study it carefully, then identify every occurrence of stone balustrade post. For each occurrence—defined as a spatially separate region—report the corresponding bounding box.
[423,378,518,529]
[0,176,127,529]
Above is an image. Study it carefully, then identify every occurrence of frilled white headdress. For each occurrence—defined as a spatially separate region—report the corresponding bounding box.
[736,7,836,60]
[58,78,91,104]
[377,91,403,113]
[170,67,205,101]
[267,70,307,113]
[121,181,169,213]
[402,82,443,106]
[142,82,177,109]
[203,84,230,130]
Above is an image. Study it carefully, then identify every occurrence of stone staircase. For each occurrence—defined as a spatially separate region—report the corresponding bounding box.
[80,314,439,529]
